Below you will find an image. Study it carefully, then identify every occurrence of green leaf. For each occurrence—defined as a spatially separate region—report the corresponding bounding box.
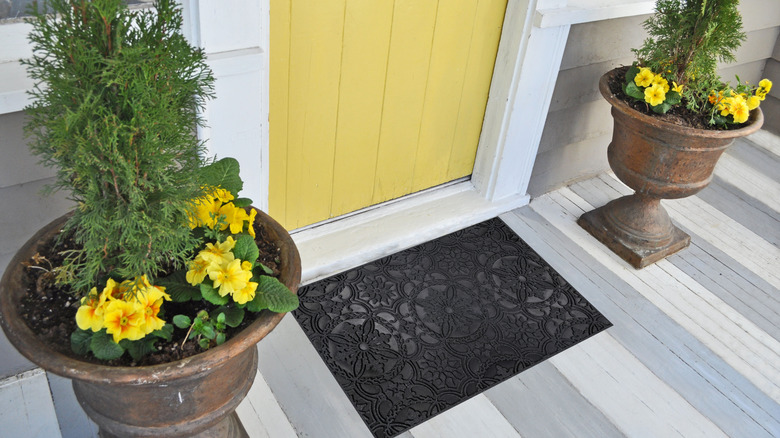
[71,329,93,356]
[212,306,245,328]
[153,324,174,341]
[233,197,253,208]
[122,338,158,361]
[200,158,243,198]
[198,338,211,350]
[173,314,192,329]
[625,63,640,84]
[200,282,230,305]
[255,263,274,276]
[651,102,672,114]
[258,276,299,313]
[90,331,125,360]
[625,82,645,100]
[156,270,202,302]
[665,90,681,105]
[233,234,259,265]
[216,333,226,345]
[201,324,216,339]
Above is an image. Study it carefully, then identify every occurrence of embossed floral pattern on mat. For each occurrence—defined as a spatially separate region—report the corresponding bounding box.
[293,217,612,437]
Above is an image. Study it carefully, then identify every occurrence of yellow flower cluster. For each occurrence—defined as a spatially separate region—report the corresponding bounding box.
[189,186,257,238]
[635,67,677,107]
[186,236,259,305]
[76,276,171,343]
[709,79,771,124]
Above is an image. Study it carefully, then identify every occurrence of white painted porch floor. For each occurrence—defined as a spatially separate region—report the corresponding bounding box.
[2,130,779,437]
[244,129,780,438]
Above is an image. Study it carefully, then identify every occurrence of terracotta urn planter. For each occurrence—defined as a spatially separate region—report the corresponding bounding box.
[578,70,763,268]
[0,208,301,437]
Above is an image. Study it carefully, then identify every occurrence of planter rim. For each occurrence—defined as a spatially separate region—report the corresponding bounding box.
[0,207,301,384]
[599,69,764,139]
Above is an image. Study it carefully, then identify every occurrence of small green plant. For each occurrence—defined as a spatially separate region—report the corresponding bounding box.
[624,0,771,126]
[23,0,214,294]
[174,309,236,350]
[21,0,298,362]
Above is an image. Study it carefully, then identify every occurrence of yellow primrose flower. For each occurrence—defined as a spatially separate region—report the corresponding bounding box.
[194,197,222,229]
[200,236,236,266]
[209,258,252,296]
[747,95,760,111]
[634,68,655,87]
[103,300,144,343]
[672,82,683,93]
[219,203,250,234]
[186,253,216,286]
[233,281,258,305]
[644,84,666,106]
[211,187,235,204]
[247,208,257,238]
[135,285,170,334]
[651,75,669,93]
[76,288,104,332]
[730,99,750,124]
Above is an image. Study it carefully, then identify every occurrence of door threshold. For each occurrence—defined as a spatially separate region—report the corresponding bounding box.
[291,181,529,285]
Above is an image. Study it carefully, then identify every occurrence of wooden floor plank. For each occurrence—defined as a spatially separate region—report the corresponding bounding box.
[407,394,522,438]
[236,369,297,438]
[697,177,780,247]
[598,173,780,289]
[485,361,624,438]
[256,316,372,437]
[714,152,780,213]
[745,130,780,159]
[550,334,726,438]
[547,188,780,402]
[502,209,780,437]
[0,370,62,438]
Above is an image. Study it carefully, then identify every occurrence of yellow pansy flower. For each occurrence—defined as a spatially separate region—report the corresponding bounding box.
[209,259,252,296]
[730,99,750,124]
[747,95,760,111]
[671,82,683,93]
[634,68,655,87]
[644,84,666,106]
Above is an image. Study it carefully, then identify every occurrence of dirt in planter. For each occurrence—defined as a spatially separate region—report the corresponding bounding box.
[18,219,285,367]
[607,66,734,131]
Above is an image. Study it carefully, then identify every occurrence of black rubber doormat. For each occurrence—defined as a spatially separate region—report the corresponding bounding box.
[293,217,612,437]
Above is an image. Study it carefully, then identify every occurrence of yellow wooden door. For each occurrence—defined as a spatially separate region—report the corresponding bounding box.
[270,0,507,230]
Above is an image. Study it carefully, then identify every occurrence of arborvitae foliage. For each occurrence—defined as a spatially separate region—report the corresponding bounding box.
[23,0,215,294]
[632,0,745,106]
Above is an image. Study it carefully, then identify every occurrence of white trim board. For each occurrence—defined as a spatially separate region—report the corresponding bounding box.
[292,181,529,285]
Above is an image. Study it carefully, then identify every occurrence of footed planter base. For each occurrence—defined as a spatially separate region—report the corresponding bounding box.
[578,194,690,269]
